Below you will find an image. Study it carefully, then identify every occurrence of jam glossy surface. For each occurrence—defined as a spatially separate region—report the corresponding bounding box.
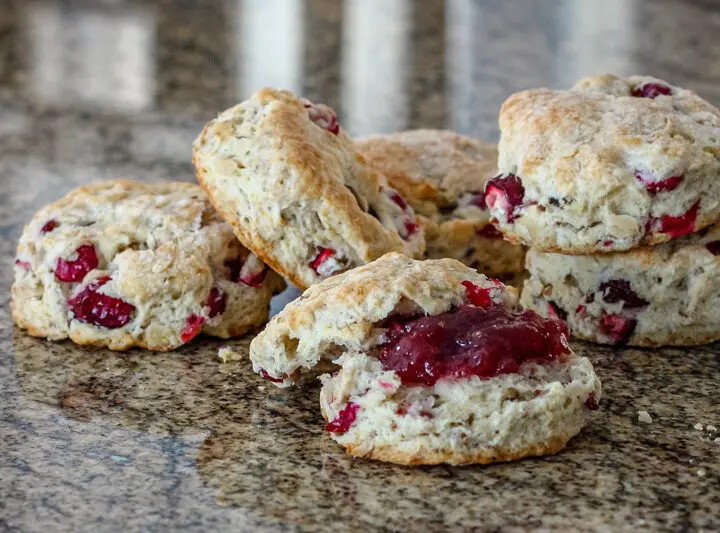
[377,303,570,386]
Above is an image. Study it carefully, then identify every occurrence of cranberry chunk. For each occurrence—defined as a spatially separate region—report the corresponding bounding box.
[40,219,59,234]
[68,276,135,329]
[599,312,637,345]
[402,218,419,239]
[387,190,408,210]
[547,301,568,321]
[631,83,672,99]
[181,314,205,343]
[477,223,503,239]
[635,170,683,194]
[706,241,720,255]
[585,392,599,410]
[310,247,340,277]
[484,174,525,223]
[301,98,340,135]
[225,256,267,287]
[325,402,360,434]
[55,244,99,282]
[646,201,699,239]
[598,279,648,308]
[206,287,227,318]
[260,369,286,383]
[377,303,570,386]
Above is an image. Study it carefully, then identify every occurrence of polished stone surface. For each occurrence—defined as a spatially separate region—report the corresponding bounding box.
[1,0,720,531]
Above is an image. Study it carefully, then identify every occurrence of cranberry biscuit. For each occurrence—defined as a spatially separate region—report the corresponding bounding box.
[493,74,720,253]
[193,88,425,289]
[242,253,600,465]
[12,180,284,351]
[355,130,525,282]
[521,222,720,346]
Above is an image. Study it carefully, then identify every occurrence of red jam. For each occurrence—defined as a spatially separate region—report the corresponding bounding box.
[376,304,570,386]
[326,403,360,434]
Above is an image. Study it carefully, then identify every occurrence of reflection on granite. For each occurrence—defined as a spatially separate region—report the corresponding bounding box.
[1,0,720,531]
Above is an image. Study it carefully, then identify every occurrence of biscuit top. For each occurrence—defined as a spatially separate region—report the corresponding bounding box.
[247,253,518,387]
[499,74,720,202]
[356,130,498,218]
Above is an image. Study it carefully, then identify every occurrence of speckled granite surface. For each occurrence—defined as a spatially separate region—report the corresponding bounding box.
[1,0,720,531]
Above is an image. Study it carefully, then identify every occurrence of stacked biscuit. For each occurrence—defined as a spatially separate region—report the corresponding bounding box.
[484,74,720,346]
[12,86,606,466]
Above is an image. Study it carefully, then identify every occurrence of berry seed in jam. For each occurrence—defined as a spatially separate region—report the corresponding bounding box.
[377,303,570,386]
[55,244,99,282]
[68,276,135,329]
[326,402,360,434]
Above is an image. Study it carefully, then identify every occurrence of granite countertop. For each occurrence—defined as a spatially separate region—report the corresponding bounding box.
[1,1,719,531]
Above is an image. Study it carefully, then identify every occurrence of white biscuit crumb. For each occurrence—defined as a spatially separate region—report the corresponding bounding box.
[706,425,717,432]
[638,411,652,424]
[714,437,720,444]
[693,423,704,431]
[697,469,706,477]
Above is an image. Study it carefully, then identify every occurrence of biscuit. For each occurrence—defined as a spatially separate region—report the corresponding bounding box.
[193,88,425,289]
[12,180,284,351]
[240,253,600,465]
[521,222,720,346]
[493,74,720,253]
[355,130,525,282]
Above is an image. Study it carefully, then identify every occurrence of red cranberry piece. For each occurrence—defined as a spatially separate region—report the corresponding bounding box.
[706,241,720,255]
[302,99,340,135]
[325,402,360,434]
[15,259,31,269]
[462,280,494,308]
[575,304,587,315]
[68,276,135,329]
[378,304,570,386]
[598,279,648,308]
[387,190,408,210]
[240,268,267,288]
[225,257,267,287]
[484,174,525,223]
[599,312,636,345]
[180,314,205,343]
[310,247,336,274]
[477,223,503,239]
[402,218,419,239]
[206,287,227,318]
[40,219,59,234]
[601,240,614,248]
[547,301,568,321]
[646,201,699,239]
[260,369,286,383]
[585,392,599,410]
[635,170,683,194]
[55,244,99,282]
[631,83,672,99]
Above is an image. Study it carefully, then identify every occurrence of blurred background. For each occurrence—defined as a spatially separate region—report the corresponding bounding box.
[1,0,720,211]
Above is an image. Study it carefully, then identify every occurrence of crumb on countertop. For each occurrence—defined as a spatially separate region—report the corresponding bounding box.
[638,411,652,424]
[694,423,704,430]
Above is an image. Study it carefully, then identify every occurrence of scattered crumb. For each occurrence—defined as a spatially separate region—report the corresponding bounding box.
[697,469,706,477]
[258,385,266,391]
[707,425,717,432]
[714,438,720,444]
[638,411,653,424]
[694,423,704,431]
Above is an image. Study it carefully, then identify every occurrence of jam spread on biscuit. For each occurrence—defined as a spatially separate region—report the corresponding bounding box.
[376,288,570,386]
